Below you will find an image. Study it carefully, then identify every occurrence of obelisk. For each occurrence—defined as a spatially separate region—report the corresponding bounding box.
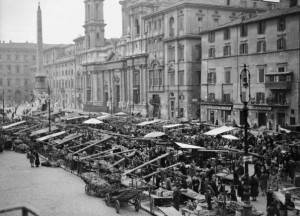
[35,2,47,94]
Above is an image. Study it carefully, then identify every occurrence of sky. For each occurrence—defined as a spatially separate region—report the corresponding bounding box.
[0,0,122,44]
[0,0,279,44]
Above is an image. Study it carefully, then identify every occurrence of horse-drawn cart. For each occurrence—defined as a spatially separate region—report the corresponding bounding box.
[105,188,141,213]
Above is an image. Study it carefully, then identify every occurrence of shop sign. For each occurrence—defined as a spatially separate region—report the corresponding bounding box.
[202,105,232,111]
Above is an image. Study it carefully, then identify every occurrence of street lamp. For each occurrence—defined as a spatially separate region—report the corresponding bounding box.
[2,89,4,122]
[240,64,252,216]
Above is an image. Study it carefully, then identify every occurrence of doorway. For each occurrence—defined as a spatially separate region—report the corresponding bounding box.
[258,112,267,127]
[277,113,286,127]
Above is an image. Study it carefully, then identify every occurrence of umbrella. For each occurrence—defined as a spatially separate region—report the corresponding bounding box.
[83,118,104,125]
[204,126,236,136]
[144,131,166,138]
[114,112,128,117]
[100,112,110,116]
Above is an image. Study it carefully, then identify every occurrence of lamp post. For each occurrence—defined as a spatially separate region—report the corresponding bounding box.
[2,89,4,122]
[240,64,252,216]
[48,85,51,132]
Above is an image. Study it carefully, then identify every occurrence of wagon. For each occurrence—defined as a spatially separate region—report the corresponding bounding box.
[105,188,141,213]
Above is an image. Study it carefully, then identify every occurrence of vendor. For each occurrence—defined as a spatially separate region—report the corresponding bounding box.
[282,192,295,216]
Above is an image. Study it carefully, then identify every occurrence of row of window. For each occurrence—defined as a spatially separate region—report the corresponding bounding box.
[167,45,184,61]
[207,63,288,85]
[208,17,286,43]
[50,69,74,77]
[0,78,29,87]
[0,54,35,62]
[52,79,74,89]
[208,37,286,58]
[0,64,28,73]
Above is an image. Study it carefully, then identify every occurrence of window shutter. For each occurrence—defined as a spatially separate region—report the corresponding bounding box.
[257,41,260,53]
[245,44,248,54]
[228,46,231,56]
[223,46,226,56]
[283,38,286,49]
[263,41,266,52]
[239,44,243,54]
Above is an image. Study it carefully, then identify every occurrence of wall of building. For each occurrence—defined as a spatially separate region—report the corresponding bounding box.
[0,42,36,106]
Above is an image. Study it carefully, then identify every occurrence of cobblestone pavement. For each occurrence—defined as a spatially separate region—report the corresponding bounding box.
[0,151,150,216]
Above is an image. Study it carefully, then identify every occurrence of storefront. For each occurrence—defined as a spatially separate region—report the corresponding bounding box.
[201,103,233,125]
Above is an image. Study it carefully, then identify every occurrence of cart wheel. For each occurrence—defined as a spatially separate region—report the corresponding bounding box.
[115,200,120,214]
[105,194,110,206]
[134,198,141,212]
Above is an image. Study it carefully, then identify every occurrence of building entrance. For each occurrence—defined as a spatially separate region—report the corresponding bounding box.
[258,112,267,126]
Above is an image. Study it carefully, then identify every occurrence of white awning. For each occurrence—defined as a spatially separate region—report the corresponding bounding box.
[204,126,236,136]
[163,124,183,129]
[137,119,162,126]
[83,118,104,125]
[222,134,239,140]
[144,131,166,138]
[2,121,26,130]
[279,126,291,134]
[30,126,58,137]
[114,112,128,116]
[36,131,66,142]
[175,142,206,150]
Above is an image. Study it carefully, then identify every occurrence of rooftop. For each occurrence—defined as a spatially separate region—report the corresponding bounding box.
[200,6,300,33]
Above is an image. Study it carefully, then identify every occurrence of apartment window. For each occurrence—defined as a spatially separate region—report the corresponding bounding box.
[257,21,266,34]
[168,46,175,61]
[224,68,231,84]
[168,70,175,86]
[239,42,248,54]
[277,37,286,50]
[208,31,215,43]
[0,78,2,86]
[290,0,297,6]
[7,55,11,60]
[32,55,36,61]
[278,17,286,31]
[223,94,231,103]
[158,70,163,86]
[178,70,184,85]
[178,44,184,61]
[256,92,265,104]
[7,79,11,86]
[7,65,11,72]
[208,47,216,58]
[257,40,266,53]
[257,66,265,83]
[224,28,230,40]
[15,55,19,60]
[226,0,230,5]
[277,63,287,72]
[135,19,140,35]
[169,17,175,37]
[207,69,216,84]
[240,24,248,37]
[223,44,231,56]
[208,93,215,101]
[0,55,2,60]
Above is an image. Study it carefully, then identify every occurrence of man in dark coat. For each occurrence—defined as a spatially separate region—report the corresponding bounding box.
[250,174,259,201]
[34,151,40,167]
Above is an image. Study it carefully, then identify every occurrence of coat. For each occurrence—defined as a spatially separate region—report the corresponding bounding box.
[250,175,259,197]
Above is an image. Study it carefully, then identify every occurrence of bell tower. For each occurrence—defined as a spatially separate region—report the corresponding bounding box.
[84,0,106,49]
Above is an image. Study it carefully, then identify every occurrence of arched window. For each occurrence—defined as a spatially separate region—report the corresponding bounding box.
[169,17,175,37]
[135,19,140,35]
[96,32,100,39]
[95,3,99,20]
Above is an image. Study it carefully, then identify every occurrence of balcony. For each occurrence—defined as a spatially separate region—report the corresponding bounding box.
[266,97,290,108]
[201,99,233,106]
[148,85,164,92]
[265,72,293,90]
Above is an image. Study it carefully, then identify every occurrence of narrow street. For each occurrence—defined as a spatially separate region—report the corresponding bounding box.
[0,151,150,216]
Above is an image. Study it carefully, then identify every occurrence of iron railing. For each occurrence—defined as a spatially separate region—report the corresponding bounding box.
[0,206,39,216]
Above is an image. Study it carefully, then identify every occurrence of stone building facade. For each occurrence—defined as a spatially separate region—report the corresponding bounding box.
[0,42,37,106]
[199,3,300,128]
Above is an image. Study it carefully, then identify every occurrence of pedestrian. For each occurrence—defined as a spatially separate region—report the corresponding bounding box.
[230,184,237,201]
[250,174,259,201]
[34,151,40,167]
[29,151,35,168]
[260,170,268,196]
[173,185,181,211]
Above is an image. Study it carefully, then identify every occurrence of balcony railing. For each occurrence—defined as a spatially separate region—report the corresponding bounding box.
[265,71,293,90]
[201,99,233,105]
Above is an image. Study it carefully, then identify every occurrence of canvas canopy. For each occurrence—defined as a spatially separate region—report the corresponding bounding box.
[114,112,128,116]
[175,142,206,150]
[2,121,26,130]
[83,118,104,125]
[63,115,88,121]
[204,126,235,136]
[54,133,83,145]
[97,115,112,120]
[30,126,58,137]
[163,124,183,129]
[144,131,166,138]
[36,131,66,142]
[222,134,239,140]
[137,119,162,126]
[279,126,291,134]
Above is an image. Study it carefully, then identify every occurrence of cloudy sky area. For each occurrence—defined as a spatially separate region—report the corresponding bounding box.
[0,0,279,44]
